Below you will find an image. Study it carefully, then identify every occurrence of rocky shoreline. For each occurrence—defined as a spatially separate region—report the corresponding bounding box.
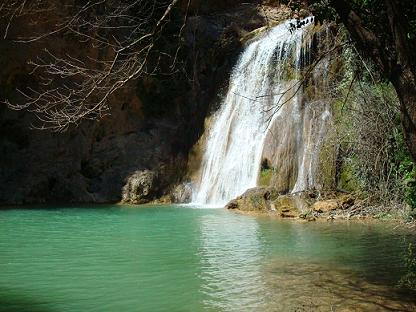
[225,186,413,224]
[118,174,414,226]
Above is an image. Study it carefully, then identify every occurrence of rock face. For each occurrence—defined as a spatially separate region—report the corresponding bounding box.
[0,97,187,204]
[0,1,284,205]
[122,170,159,204]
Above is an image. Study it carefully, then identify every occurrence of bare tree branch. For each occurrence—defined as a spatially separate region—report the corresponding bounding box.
[1,0,185,131]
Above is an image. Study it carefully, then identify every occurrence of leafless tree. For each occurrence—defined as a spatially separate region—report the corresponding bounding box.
[1,0,188,131]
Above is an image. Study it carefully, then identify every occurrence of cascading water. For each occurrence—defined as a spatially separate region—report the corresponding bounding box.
[193,18,331,206]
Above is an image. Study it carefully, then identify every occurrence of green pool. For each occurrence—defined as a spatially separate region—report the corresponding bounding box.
[0,205,415,311]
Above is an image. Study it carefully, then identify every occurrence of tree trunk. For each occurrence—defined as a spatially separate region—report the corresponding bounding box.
[385,0,416,160]
[392,68,416,160]
[325,0,416,161]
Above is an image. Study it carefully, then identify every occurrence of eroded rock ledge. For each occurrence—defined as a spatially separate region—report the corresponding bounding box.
[225,187,360,221]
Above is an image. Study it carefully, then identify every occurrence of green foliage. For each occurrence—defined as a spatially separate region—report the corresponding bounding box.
[391,125,416,213]
[332,46,416,209]
[399,160,416,212]
[279,0,302,13]
[338,161,361,192]
[309,0,337,22]
[258,168,273,186]
[373,212,394,220]
[335,81,399,196]
[398,243,416,290]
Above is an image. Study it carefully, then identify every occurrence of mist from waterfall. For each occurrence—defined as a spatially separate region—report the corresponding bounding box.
[192,18,331,206]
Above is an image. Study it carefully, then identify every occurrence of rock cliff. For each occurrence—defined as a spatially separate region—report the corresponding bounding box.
[0,1,293,205]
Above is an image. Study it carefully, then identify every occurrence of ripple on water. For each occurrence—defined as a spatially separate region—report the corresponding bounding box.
[0,205,415,312]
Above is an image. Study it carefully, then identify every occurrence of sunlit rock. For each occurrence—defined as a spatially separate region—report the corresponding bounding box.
[171,182,193,203]
[121,170,158,204]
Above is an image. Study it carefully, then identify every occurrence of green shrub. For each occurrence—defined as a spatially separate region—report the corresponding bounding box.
[399,242,416,290]
[400,161,416,211]
[338,160,361,192]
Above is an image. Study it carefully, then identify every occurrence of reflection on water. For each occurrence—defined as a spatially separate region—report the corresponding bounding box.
[0,205,415,312]
[197,213,267,311]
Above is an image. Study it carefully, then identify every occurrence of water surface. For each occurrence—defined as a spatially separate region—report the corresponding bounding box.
[0,205,415,311]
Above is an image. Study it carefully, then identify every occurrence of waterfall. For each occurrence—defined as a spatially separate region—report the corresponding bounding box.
[193,18,331,206]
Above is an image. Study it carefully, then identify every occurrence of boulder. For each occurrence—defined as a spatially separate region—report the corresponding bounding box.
[272,195,303,218]
[299,212,317,222]
[227,187,279,211]
[227,186,358,219]
[121,170,158,204]
[225,199,239,210]
[339,194,355,209]
[313,200,339,213]
[171,182,193,203]
[225,187,303,217]
[280,208,298,218]
[312,194,355,213]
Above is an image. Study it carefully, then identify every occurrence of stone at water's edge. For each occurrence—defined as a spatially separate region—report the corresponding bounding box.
[313,199,339,212]
[122,170,159,204]
[226,187,356,219]
[171,183,193,203]
[312,195,355,212]
[225,187,304,218]
[147,182,194,205]
[225,187,279,211]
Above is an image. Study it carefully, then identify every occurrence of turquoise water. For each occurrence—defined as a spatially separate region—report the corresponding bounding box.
[0,205,415,311]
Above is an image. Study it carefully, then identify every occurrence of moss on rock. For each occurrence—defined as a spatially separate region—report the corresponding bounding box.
[258,168,273,186]
[338,162,361,192]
